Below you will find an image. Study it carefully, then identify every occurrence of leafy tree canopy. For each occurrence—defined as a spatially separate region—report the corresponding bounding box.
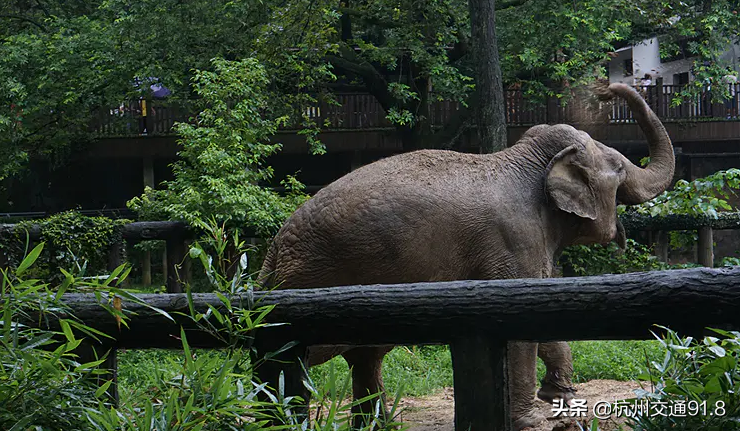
[2,0,739,178]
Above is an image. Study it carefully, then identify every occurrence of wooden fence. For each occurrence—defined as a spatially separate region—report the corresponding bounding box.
[18,266,740,430]
[5,213,740,429]
[90,82,740,137]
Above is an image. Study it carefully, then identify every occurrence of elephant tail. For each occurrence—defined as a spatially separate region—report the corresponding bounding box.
[257,239,278,290]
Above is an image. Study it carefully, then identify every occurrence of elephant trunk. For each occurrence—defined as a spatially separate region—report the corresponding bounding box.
[601,83,675,204]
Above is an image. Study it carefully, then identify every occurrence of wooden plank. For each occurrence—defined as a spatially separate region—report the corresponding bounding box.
[655,230,669,262]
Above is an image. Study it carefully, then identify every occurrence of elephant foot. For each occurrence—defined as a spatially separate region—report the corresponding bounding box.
[512,410,547,431]
[536,380,577,405]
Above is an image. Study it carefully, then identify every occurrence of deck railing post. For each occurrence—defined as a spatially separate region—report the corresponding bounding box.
[451,334,510,430]
[656,78,664,118]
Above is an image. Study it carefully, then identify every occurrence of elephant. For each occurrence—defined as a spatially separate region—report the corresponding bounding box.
[257,83,675,430]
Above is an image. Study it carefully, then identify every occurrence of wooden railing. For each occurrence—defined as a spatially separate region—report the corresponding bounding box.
[19,267,740,430]
[90,84,740,137]
[5,213,740,429]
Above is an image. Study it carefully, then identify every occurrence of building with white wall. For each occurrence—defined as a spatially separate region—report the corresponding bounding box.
[608,37,740,85]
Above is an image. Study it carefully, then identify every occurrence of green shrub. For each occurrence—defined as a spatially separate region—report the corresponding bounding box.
[560,239,668,276]
[0,211,129,281]
[0,243,118,430]
[628,327,740,430]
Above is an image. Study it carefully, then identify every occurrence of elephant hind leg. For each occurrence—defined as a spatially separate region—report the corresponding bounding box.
[536,341,576,404]
[509,341,547,431]
[342,346,394,428]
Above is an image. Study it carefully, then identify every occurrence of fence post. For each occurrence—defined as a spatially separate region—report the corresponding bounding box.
[83,222,121,409]
[655,230,669,262]
[252,336,309,422]
[165,238,186,293]
[76,343,119,405]
[142,156,154,285]
[451,334,510,430]
[698,226,714,267]
[656,78,664,118]
[107,235,125,275]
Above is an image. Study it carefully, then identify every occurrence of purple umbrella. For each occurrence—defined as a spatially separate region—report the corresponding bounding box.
[150,83,172,98]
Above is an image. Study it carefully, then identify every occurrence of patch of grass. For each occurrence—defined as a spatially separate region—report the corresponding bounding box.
[566,340,663,383]
[309,345,453,398]
[118,349,231,404]
[120,340,661,405]
[383,346,453,396]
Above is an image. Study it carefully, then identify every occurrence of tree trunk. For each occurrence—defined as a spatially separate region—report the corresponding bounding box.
[469,0,507,153]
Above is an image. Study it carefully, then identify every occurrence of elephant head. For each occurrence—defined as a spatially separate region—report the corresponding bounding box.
[519,83,674,249]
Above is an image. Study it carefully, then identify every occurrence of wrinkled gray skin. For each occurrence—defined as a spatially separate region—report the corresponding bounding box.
[259,83,675,429]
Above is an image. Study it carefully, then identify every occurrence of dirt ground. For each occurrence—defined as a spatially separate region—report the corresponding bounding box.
[397,380,645,431]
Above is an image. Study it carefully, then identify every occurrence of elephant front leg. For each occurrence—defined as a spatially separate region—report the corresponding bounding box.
[508,341,547,431]
[536,341,577,404]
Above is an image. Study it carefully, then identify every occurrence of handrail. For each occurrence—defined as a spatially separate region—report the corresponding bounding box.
[90,84,740,137]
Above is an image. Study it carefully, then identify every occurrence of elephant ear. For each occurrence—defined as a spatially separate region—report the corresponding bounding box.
[545,144,598,220]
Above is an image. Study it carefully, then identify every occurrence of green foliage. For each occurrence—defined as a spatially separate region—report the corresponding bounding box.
[1,211,129,280]
[0,243,124,430]
[498,0,635,91]
[128,59,309,237]
[628,168,740,252]
[3,221,405,430]
[629,327,740,430]
[721,257,740,267]
[560,239,669,276]
[630,169,740,219]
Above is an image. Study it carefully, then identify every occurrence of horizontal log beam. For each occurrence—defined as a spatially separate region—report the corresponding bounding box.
[620,212,740,232]
[31,266,740,348]
[3,213,740,246]
[0,221,263,242]
[121,221,192,241]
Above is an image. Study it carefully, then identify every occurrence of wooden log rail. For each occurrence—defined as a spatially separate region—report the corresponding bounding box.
[25,266,740,430]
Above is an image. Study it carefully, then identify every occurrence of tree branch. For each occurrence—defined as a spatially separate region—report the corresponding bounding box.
[496,0,530,10]
[325,44,397,111]
[447,34,469,63]
[0,14,47,32]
